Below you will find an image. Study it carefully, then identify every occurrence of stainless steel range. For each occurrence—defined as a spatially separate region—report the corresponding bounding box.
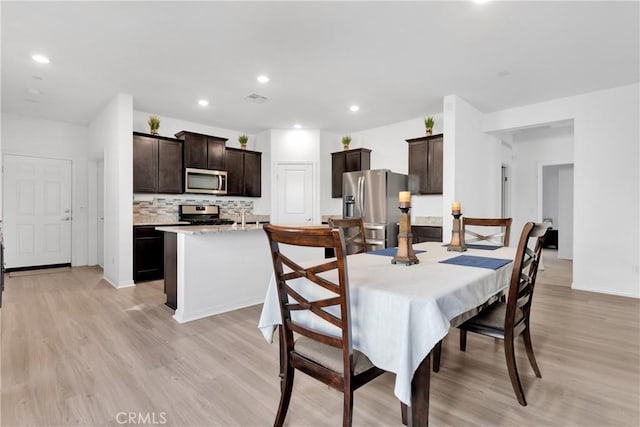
[179,205,235,225]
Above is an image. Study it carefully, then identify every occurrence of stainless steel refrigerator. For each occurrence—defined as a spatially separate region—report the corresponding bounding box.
[342,169,409,249]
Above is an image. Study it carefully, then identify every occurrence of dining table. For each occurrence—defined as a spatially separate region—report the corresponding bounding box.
[258,241,517,426]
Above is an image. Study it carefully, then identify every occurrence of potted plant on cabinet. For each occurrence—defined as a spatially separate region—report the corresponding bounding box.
[424,116,435,136]
[341,135,352,150]
[148,115,160,135]
[238,134,248,149]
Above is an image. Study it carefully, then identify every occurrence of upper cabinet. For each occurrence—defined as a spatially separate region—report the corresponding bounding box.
[133,132,183,194]
[225,147,262,197]
[175,131,227,170]
[406,134,443,194]
[331,148,371,198]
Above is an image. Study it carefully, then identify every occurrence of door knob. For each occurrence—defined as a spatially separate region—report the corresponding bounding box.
[62,217,71,221]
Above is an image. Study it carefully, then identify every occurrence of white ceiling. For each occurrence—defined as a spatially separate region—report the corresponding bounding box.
[2,1,638,134]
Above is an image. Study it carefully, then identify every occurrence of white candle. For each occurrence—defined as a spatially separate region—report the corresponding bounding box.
[452,201,461,212]
[399,191,411,204]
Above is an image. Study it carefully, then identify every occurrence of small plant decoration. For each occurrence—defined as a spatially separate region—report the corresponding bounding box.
[341,135,352,150]
[424,116,435,135]
[148,115,160,135]
[238,134,248,149]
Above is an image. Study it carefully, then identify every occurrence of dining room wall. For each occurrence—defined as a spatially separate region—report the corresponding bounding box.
[483,83,639,298]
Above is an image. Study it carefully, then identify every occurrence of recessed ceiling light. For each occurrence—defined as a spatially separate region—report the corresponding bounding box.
[32,54,50,64]
[293,124,302,129]
[474,0,491,4]
[350,105,360,112]
[198,99,209,107]
[257,75,270,84]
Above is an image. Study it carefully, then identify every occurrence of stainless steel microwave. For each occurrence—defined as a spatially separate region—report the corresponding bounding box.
[184,168,227,195]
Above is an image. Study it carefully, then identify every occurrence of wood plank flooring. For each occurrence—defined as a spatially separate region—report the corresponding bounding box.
[1,255,638,426]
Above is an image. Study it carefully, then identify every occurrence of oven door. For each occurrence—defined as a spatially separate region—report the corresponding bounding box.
[184,168,227,195]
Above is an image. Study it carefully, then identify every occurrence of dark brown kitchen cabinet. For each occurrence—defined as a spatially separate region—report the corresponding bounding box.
[407,134,443,194]
[331,148,371,198]
[411,226,443,244]
[133,226,165,283]
[133,132,183,194]
[175,130,227,171]
[225,147,262,197]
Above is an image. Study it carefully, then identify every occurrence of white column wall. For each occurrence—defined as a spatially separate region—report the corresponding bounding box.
[320,130,342,215]
[89,94,133,288]
[1,113,90,266]
[484,83,639,297]
[442,95,502,237]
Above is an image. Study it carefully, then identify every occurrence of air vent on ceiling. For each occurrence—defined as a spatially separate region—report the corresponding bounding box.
[246,93,269,104]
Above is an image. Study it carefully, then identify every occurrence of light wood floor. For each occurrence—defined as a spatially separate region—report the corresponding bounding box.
[1,255,638,426]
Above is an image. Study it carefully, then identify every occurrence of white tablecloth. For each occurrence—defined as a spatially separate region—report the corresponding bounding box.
[258,242,515,405]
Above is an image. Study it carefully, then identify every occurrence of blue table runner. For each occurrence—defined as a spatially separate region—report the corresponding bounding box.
[367,248,426,257]
[439,255,512,270]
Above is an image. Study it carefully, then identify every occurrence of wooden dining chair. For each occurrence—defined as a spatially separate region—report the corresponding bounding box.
[328,217,369,255]
[463,217,513,246]
[456,221,548,406]
[264,224,385,427]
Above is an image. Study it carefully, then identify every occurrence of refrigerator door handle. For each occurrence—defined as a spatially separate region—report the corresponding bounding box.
[359,176,365,219]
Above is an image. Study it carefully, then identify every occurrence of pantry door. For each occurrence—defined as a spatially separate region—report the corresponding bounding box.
[275,162,314,225]
[3,155,72,269]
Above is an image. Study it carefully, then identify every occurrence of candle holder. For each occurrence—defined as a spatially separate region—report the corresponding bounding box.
[392,204,419,265]
[448,211,467,252]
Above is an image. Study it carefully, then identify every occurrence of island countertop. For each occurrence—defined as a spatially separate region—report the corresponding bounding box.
[156,223,266,234]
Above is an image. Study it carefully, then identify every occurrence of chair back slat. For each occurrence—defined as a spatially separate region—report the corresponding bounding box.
[463,217,513,246]
[505,222,548,332]
[328,217,369,254]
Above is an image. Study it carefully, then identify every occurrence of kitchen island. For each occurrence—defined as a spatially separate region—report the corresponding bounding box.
[156,224,322,323]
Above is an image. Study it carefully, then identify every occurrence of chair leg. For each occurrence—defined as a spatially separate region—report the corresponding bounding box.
[459,329,467,352]
[343,388,354,427]
[274,365,295,427]
[523,327,542,378]
[432,340,442,372]
[504,337,527,406]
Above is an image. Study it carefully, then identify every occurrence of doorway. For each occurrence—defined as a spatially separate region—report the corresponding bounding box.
[542,163,574,260]
[3,155,72,269]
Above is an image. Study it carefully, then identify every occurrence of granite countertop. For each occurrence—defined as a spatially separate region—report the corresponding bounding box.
[156,223,265,234]
[321,214,343,223]
[134,214,188,226]
[413,216,443,227]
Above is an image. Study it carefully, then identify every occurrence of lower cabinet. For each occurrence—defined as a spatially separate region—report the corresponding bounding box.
[133,226,165,283]
[411,226,443,244]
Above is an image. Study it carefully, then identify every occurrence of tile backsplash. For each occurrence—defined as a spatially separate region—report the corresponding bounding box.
[133,198,253,219]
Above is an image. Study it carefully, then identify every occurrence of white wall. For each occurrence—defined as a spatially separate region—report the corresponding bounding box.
[269,129,321,223]
[1,113,90,266]
[485,83,639,298]
[557,165,574,260]
[89,94,133,288]
[132,110,271,214]
[543,165,560,225]
[509,126,574,249]
[349,114,444,219]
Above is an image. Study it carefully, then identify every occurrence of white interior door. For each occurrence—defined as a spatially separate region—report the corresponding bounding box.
[3,155,72,269]
[276,163,313,225]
